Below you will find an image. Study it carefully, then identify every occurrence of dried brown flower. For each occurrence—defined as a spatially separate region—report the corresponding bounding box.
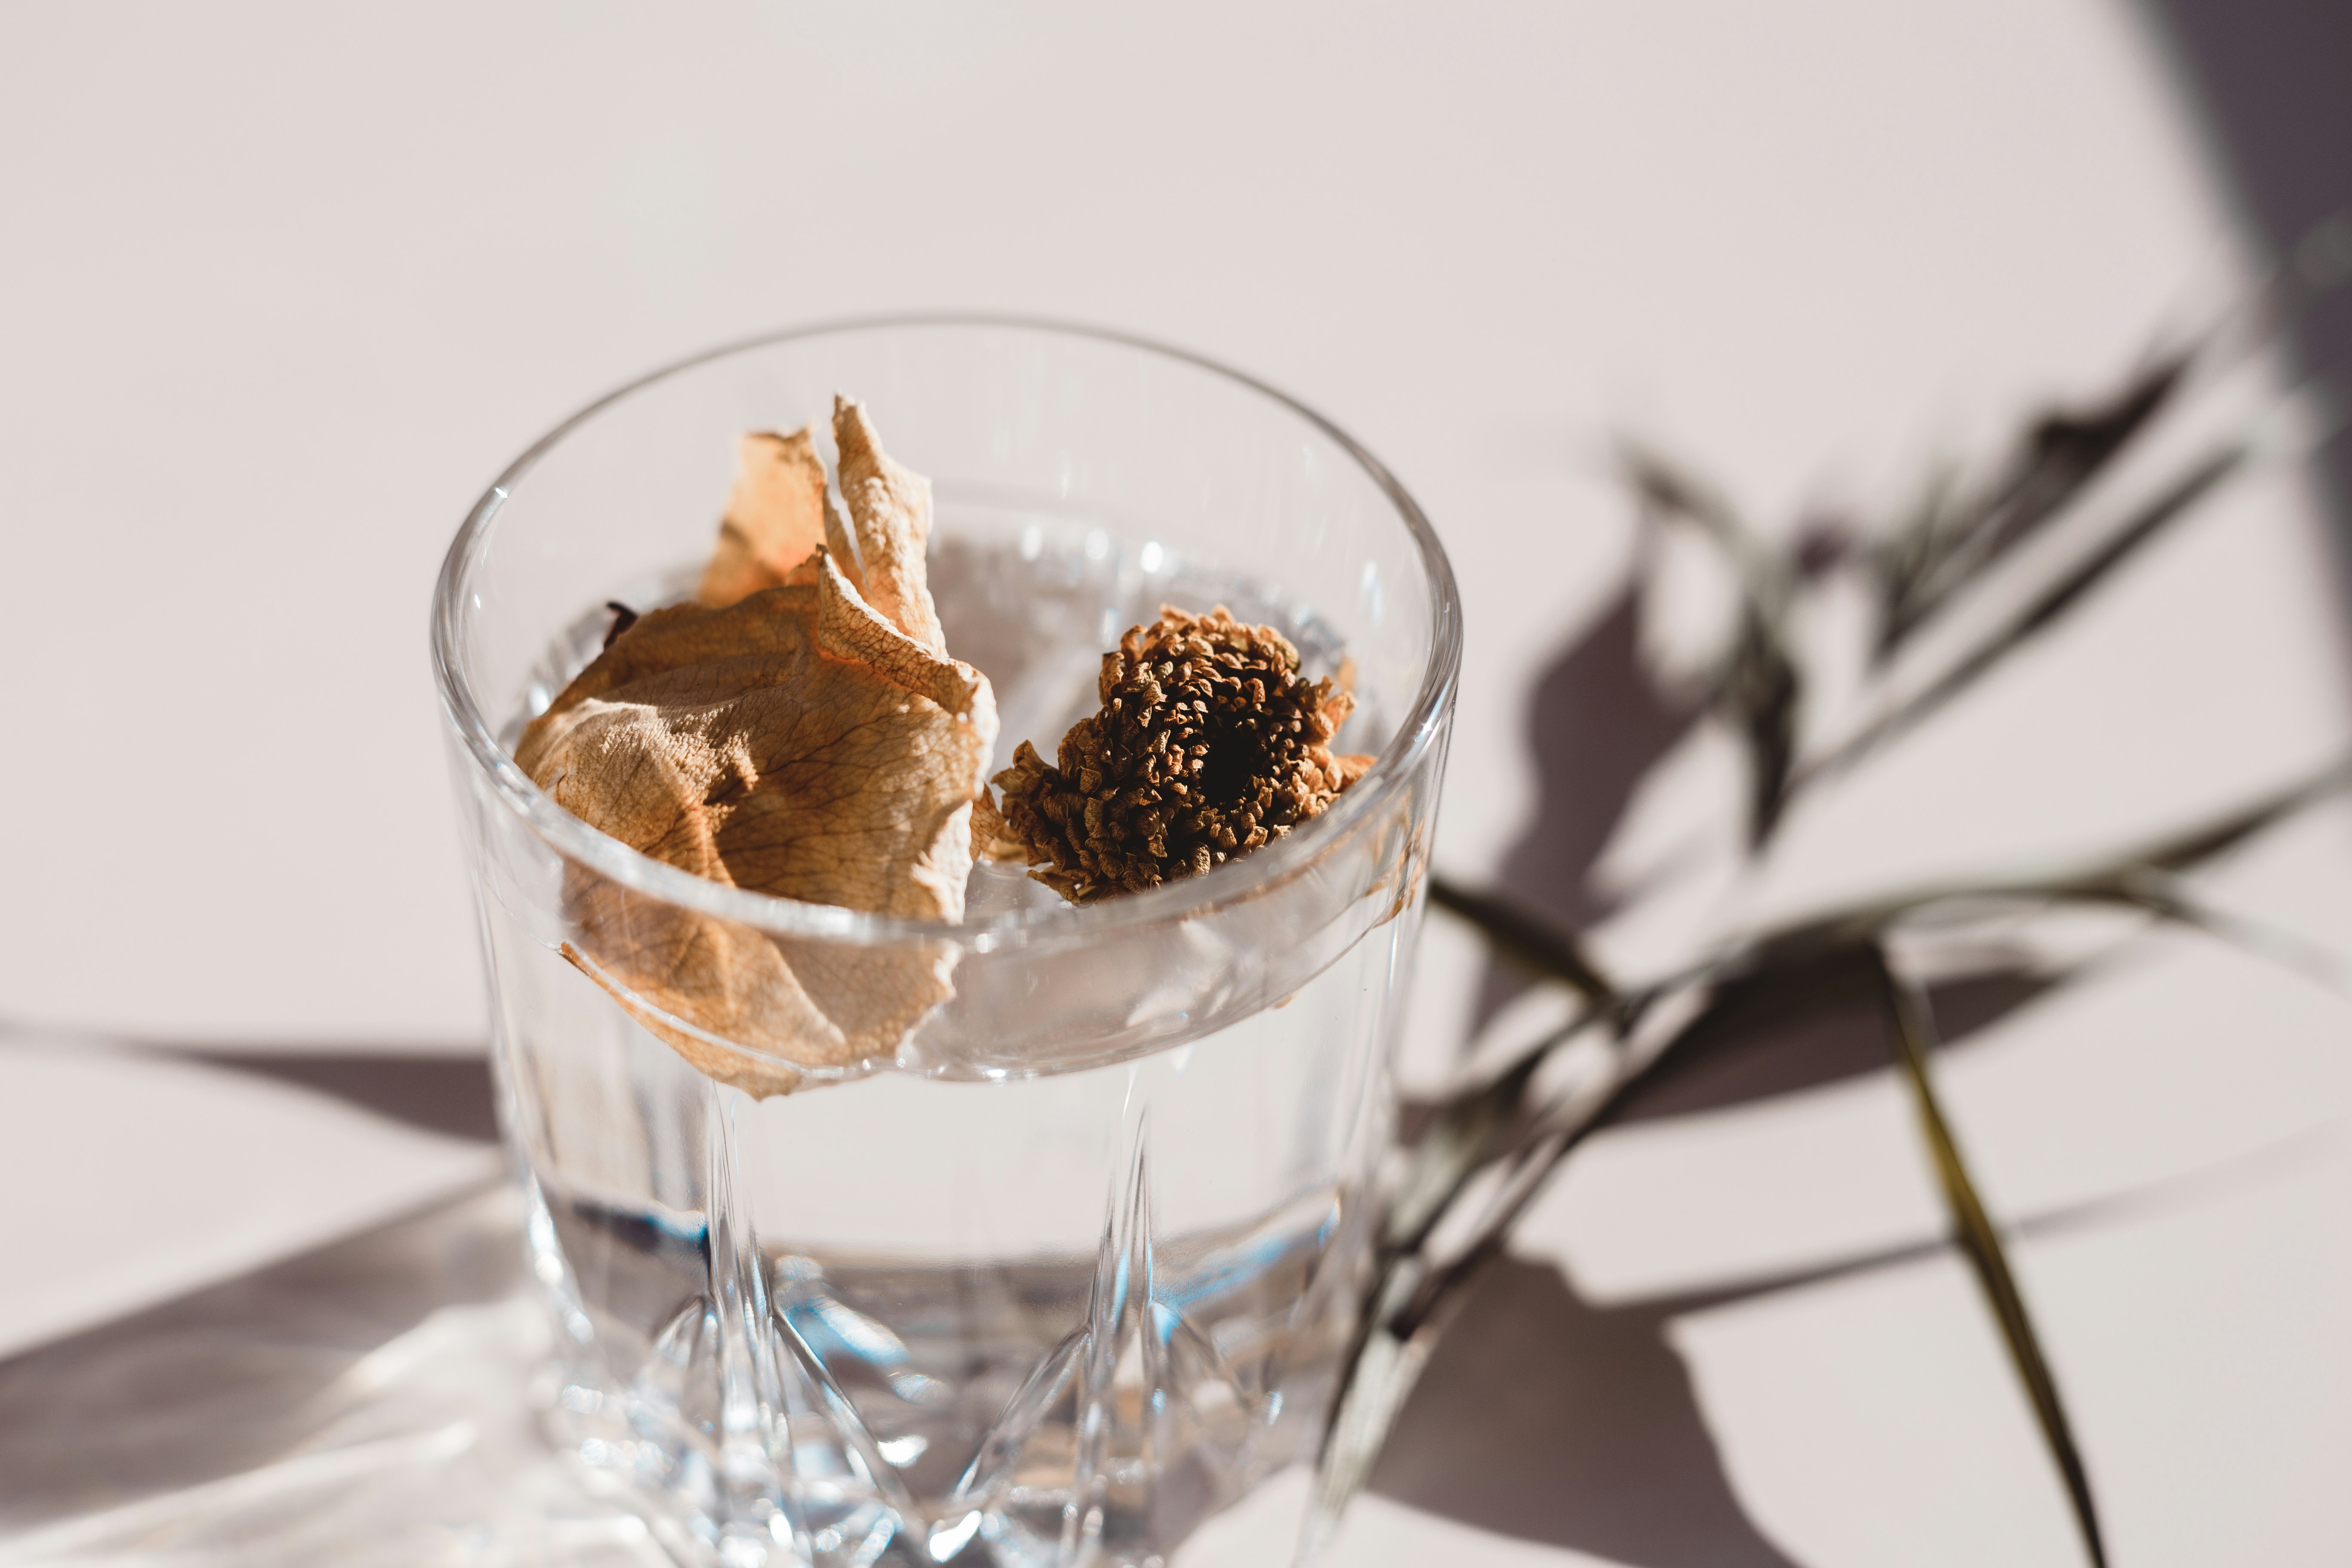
[518,398,996,1094]
[991,606,1372,903]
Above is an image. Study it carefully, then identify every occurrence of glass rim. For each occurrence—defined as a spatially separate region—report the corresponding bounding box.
[431,312,1463,952]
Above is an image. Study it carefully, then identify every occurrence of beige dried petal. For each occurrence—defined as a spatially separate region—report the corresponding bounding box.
[833,395,946,652]
[519,548,997,1095]
[698,429,830,607]
[969,787,1032,863]
[822,485,865,597]
[559,936,816,1101]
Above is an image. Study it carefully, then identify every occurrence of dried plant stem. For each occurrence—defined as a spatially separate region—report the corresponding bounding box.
[1707,753,2352,969]
[1310,1011,1654,1545]
[2116,876,2352,1001]
[1358,759,2352,1552]
[1870,944,2107,1568]
[1619,443,1804,844]
[1426,878,1614,1004]
[1874,351,2190,660]
[1798,438,2251,791]
[1341,270,2352,1548]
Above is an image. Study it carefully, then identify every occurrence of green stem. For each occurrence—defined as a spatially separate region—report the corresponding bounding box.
[1871,944,2107,1568]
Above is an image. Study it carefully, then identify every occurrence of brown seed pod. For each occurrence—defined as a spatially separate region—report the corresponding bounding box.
[991,605,1373,903]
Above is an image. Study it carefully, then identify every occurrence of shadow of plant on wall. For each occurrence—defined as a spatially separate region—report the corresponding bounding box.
[1322,214,2352,1568]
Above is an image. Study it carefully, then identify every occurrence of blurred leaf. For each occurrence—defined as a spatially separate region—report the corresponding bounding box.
[1307,1266,1440,1559]
[1807,437,2249,786]
[1869,944,2107,1568]
[1380,975,1727,1343]
[1376,745,2343,1549]
[1727,606,1801,842]
[1382,1046,1557,1253]
[1653,756,2350,999]
[2104,874,2352,1001]
[2127,756,2352,873]
[1595,943,2020,1126]
[1405,756,2351,1320]
[1430,877,1615,1003]
[1621,443,1808,844]
[1430,756,2348,1061]
[1877,352,2191,657]
[1873,463,1962,655]
[1315,1100,1589,1534]
[1373,282,2347,1535]
[1622,444,1768,567]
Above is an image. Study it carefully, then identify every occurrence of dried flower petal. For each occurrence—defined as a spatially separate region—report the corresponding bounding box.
[697,429,831,606]
[520,413,997,1094]
[992,605,1372,903]
[834,395,946,653]
[968,781,1033,863]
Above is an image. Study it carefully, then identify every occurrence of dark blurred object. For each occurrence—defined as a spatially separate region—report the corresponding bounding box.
[2145,0,2352,526]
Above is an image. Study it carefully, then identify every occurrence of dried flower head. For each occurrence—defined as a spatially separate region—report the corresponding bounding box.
[990,606,1372,903]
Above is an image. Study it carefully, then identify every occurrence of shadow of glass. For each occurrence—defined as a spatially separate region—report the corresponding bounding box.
[1371,1254,1801,1568]
[0,1185,516,1528]
[189,1050,501,1143]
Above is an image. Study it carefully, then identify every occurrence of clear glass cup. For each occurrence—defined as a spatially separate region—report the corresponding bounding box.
[432,317,1460,1568]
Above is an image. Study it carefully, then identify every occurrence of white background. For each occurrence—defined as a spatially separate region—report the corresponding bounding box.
[4,4,2348,1564]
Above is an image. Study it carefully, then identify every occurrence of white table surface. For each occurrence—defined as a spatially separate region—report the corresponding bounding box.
[5,4,2348,1565]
